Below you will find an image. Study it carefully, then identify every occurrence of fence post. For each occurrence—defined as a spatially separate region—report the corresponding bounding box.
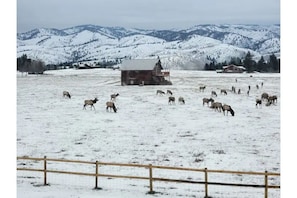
[148,164,154,194]
[95,161,99,189]
[264,171,268,198]
[43,156,47,185]
[204,168,208,198]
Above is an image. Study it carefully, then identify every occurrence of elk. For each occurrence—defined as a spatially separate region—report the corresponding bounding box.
[199,86,206,92]
[256,99,262,107]
[202,98,214,106]
[211,91,217,97]
[156,90,165,95]
[220,89,227,95]
[167,90,173,95]
[83,98,98,110]
[222,104,235,116]
[110,93,119,101]
[106,101,117,113]
[168,96,175,104]
[63,91,71,99]
[178,97,185,104]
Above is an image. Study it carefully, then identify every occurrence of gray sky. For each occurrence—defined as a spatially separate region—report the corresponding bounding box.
[17,0,280,33]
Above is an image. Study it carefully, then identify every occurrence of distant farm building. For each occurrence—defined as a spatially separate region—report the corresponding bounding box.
[120,59,172,85]
[218,64,246,73]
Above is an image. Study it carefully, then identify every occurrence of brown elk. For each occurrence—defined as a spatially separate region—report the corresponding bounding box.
[220,89,227,95]
[211,91,217,97]
[156,90,165,95]
[261,92,269,101]
[83,98,98,110]
[256,99,262,107]
[268,95,277,104]
[199,86,206,92]
[222,104,235,116]
[63,91,71,99]
[167,90,173,95]
[168,96,175,104]
[210,102,222,112]
[106,101,117,113]
[178,97,185,104]
[110,93,119,101]
[202,98,214,106]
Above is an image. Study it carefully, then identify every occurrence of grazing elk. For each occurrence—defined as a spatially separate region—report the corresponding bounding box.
[63,91,71,99]
[256,99,262,107]
[83,98,98,110]
[168,96,175,104]
[178,97,185,104]
[106,101,117,113]
[220,89,227,95]
[222,104,235,116]
[268,95,277,104]
[110,93,119,101]
[261,92,269,101]
[167,90,173,95]
[199,86,206,92]
[202,98,214,106]
[156,90,165,95]
[210,102,222,112]
[211,91,217,97]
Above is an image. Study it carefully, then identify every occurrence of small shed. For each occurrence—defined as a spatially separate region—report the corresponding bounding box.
[120,59,171,85]
[222,64,246,73]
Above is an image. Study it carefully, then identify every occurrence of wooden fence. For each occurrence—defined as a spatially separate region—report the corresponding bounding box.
[17,156,280,198]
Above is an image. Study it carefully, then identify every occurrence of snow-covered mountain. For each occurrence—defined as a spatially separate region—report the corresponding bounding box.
[17,24,280,70]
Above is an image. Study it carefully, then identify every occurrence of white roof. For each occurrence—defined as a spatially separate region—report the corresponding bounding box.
[223,65,246,70]
[120,59,159,71]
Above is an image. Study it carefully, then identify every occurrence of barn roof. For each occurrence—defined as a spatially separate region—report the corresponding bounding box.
[120,59,161,71]
[223,64,246,70]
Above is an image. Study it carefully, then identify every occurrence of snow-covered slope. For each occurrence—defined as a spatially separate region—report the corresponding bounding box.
[17,24,280,69]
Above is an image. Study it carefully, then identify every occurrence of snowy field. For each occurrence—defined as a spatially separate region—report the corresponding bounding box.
[17,69,280,197]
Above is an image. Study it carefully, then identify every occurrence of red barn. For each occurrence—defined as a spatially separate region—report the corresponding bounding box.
[120,59,171,85]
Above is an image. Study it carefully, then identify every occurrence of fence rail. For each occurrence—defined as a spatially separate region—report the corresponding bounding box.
[17,156,280,198]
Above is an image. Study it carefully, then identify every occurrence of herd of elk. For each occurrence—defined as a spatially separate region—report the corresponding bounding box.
[61,79,277,116]
[62,90,120,112]
[207,99,235,116]
[156,89,185,105]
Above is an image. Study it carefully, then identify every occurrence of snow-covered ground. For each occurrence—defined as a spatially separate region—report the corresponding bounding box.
[17,69,280,197]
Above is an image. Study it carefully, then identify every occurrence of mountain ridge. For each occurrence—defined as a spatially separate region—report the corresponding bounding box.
[17,24,280,69]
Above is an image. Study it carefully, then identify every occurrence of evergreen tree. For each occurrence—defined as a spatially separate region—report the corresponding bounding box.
[243,51,256,72]
[17,54,31,73]
[17,54,46,74]
[257,56,266,72]
[229,57,242,65]
[268,53,279,72]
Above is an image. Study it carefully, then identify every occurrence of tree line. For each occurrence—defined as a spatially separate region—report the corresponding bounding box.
[17,51,280,74]
[204,51,280,73]
[17,54,46,74]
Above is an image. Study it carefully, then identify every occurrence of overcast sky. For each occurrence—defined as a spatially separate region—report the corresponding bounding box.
[17,0,280,33]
